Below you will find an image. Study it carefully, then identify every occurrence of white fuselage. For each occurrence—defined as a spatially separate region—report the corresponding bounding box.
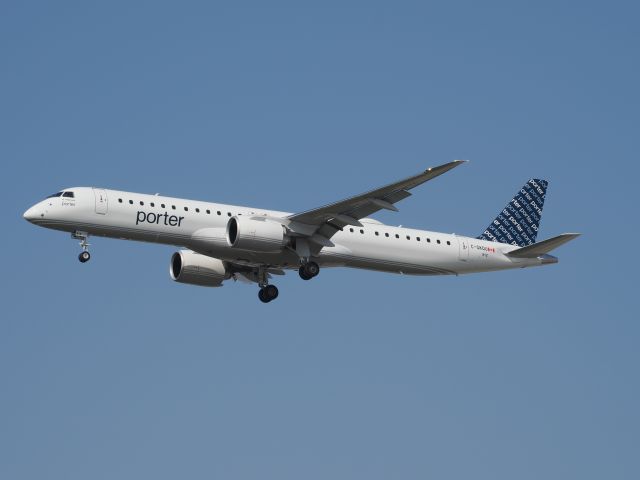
[24,187,547,276]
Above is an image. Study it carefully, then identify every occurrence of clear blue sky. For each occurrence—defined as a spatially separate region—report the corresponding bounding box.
[1,2,638,479]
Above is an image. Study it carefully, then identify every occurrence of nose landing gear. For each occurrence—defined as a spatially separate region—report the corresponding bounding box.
[72,231,91,263]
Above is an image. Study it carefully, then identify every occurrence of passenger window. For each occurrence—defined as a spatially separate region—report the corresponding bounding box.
[140,201,144,206]
[150,202,155,207]
[227,212,231,216]
[417,237,421,242]
[129,200,133,205]
[172,205,176,210]
[161,203,165,208]
[217,211,221,215]
[118,198,123,203]
[406,235,410,240]
[375,232,379,236]
[360,229,364,234]
[385,233,389,237]
[395,234,399,239]
[437,239,441,244]
[195,208,200,213]
[206,209,210,214]
[427,238,431,243]
[349,228,354,233]
[447,241,451,245]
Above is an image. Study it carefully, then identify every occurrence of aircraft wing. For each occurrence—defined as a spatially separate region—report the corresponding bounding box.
[287,160,466,240]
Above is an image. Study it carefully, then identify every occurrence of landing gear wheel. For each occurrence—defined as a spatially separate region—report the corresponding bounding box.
[264,284,279,301]
[258,284,279,303]
[299,266,312,280]
[304,261,320,277]
[258,288,269,303]
[78,251,91,263]
[299,261,319,280]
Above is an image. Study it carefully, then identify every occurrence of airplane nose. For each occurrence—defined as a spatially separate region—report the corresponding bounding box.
[23,205,40,223]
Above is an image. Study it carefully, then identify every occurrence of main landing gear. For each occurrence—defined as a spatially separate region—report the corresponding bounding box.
[72,231,91,263]
[257,267,279,303]
[254,260,320,303]
[293,239,320,281]
[258,284,279,303]
[298,261,320,281]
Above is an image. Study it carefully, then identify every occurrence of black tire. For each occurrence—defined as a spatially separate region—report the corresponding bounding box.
[299,266,312,280]
[79,251,91,263]
[258,288,270,303]
[265,284,278,301]
[304,261,320,277]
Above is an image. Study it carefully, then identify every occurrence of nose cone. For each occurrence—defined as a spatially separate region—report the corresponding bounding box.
[23,205,40,223]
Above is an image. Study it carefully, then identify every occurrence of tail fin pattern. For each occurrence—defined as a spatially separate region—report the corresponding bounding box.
[478,179,548,247]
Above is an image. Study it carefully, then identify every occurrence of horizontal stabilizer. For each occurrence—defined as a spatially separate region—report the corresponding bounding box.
[506,233,581,258]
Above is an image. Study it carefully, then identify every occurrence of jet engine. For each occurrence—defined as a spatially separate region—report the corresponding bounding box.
[226,216,287,252]
[169,251,230,287]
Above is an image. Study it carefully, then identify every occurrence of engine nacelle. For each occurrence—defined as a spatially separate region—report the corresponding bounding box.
[226,216,287,252]
[170,251,230,287]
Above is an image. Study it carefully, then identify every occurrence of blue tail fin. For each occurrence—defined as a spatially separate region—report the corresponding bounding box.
[477,179,548,247]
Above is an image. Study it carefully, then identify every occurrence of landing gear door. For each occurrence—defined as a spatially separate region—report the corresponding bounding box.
[93,188,108,215]
[458,236,469,261]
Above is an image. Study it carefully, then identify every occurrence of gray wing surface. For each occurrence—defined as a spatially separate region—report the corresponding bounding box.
[287,160,466,240]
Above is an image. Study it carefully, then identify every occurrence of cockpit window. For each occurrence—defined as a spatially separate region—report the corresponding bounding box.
[46,192,63,198]
[62,191,75,198]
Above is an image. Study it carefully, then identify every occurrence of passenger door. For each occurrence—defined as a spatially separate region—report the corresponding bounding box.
[93,188,108,215]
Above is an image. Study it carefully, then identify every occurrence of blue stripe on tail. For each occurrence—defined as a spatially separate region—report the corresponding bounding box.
[477,179,548,247]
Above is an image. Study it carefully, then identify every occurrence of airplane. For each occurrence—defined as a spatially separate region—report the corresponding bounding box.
[23,160,579,303]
